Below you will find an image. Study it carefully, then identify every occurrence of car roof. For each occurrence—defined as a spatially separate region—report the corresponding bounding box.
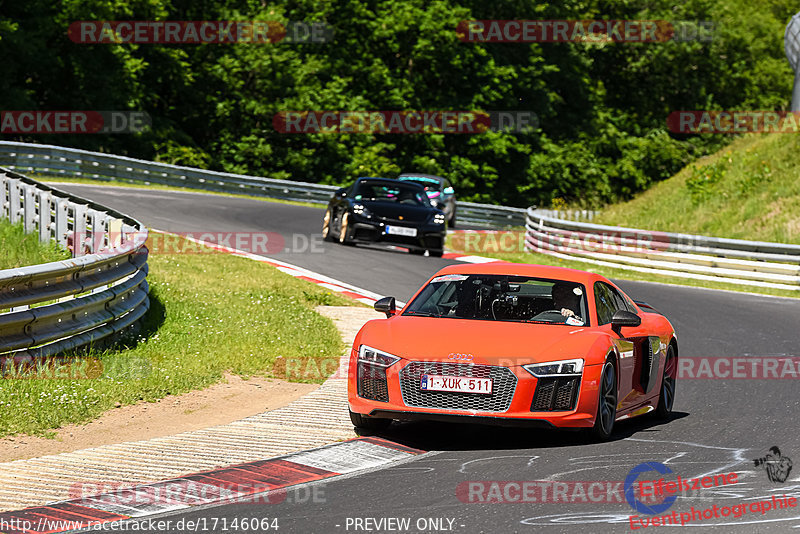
[356,177,424,189]
[398,173,445,184]
[432,262,604,285]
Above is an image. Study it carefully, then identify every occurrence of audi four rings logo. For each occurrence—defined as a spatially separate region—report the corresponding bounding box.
[448,353,474,361]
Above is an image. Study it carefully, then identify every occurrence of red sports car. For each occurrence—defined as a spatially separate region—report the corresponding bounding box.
[347,263,678,440]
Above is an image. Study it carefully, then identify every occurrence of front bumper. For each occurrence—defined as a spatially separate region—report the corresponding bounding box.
[349,214,445,251]
[347,354,604,429]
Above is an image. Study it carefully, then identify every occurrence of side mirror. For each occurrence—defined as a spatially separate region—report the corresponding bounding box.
[374,296,396,318]
[335,188,347,197]
[611,309,641,334]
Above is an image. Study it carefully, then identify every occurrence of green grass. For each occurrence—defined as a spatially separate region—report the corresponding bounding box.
[0,219,71,270]
[446,232,799,299]
[0,236,357,437]
[594,134,800,243]
[36,174,325,210]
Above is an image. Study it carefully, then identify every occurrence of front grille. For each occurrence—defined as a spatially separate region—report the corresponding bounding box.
[358,362,389,402]
[423,235,443,249]
[399,362,517,412]
[531,376,580,411]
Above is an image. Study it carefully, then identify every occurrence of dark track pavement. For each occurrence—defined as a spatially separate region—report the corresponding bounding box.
[57,184,800,533]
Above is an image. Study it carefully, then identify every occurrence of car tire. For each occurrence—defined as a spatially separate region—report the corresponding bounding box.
[349,410,391,431]
[429,249,444,257]
[653,345,677,420]
[339,212,354,245]
[322,209,335,242]
[408,248,425,255]
[449,211,456,228]
[590,358,617,441]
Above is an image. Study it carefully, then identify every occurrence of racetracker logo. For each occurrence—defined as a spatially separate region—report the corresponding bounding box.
[68,481,325,506]
[272,111,537,134]
[1,356,103,380]
[68,21,333,44]
[667,111,800,134]
[0,111,150,134]
[456,20,713,43]
[678,356,800,379]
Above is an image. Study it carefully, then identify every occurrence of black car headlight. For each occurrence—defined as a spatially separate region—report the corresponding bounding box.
[523,358,584,377]
[353,204,371,218]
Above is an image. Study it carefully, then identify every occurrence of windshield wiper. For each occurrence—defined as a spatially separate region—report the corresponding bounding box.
[404,311,440,317]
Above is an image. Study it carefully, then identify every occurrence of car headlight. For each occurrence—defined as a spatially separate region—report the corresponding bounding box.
[358,345,401,367]
[353,204,371,217]
[523,358,584,377]
[433,213,446,225]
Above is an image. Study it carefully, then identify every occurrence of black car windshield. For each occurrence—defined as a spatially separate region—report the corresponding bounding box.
[403,274,590,326]
[398,176,443,192]
[353,181,430,207]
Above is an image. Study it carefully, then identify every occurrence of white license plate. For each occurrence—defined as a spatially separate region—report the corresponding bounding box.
[386,225,417,237]
[420,374,493,395]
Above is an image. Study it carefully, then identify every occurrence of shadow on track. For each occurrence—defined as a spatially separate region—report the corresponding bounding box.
[356,411,690,451]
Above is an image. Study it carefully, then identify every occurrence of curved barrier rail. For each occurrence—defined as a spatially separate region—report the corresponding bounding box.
[525,208,800,291]
[0,141,529,228]
[0,167,150,362]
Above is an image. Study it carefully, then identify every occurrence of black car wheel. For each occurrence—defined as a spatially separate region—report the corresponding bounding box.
[448,209,456,228]
[322,209,335,242]
[654,345,677,419]
[430,249,444,257]
[339,212,354,245]
[591,359,617,441]
[349,410,391,430]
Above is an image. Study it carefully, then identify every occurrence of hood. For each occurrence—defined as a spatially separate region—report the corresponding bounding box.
[360,201,432,223]
[357,316,603,367]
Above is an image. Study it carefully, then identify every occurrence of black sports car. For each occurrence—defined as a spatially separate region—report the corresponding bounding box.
[322,177,447,256]
[397,173,457,227]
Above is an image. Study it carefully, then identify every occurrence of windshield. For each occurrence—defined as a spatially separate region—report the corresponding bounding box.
[353,182,431,207]
[403,274,590,326]
[398,176,443,192]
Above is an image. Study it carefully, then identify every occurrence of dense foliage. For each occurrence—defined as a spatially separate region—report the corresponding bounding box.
[0,0,796,207]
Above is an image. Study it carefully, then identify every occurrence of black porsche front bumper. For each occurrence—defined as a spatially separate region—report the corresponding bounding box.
[349,215,445,251]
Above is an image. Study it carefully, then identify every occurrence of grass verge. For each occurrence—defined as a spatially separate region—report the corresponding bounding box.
[0,236,357,437]
[594,134,800,243]
[0,219,71,270]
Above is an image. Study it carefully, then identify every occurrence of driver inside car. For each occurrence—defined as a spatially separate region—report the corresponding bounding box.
[551,283,583,322]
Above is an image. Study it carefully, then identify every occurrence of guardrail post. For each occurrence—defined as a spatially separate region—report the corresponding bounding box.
[23,185,37,233]
[0,174,8,219]
[8,179,21,223]
[37,190,52,243]
[73,204,88,256]
[54,198,69,248]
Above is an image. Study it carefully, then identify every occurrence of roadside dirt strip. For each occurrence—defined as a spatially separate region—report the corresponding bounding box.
[0,235,493,527]
[0,307,391,517]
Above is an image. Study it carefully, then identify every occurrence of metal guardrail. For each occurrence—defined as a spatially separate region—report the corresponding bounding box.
[0,141,530,228]
[525,207,800,291]
[0,167,150,361]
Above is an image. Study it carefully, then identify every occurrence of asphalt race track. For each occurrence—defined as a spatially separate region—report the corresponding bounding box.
[59,184,800,533]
